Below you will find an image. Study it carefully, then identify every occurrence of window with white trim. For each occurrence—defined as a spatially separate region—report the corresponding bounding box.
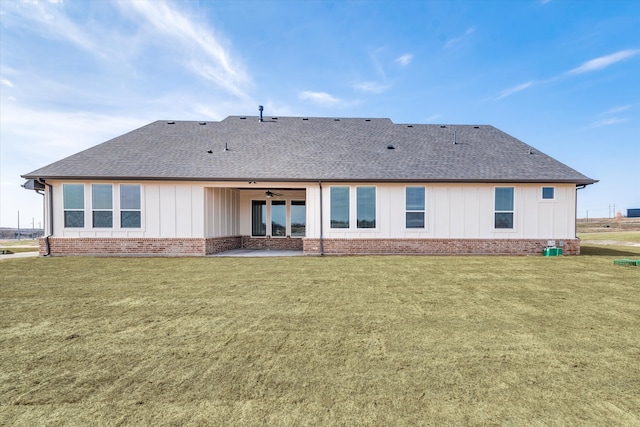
[291,200,306,237]
[92,184,113,228]
[63,183,85,228]
[356,186,376,228]
[494,187,514,229]
[405,186,425,228]
[120,184,141,228]
[330,187,350,228]
[271,200,286,237]
[542,187,555,200]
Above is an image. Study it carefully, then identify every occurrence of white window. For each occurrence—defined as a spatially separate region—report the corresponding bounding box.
[405,186,425,228]
[120,184,141,228]
[291,200,306,237]
[356,186,376,228]
[330,187,350,228]
[494,187,514,229]
[92,184,113,228]
[63,183,84,228]
[271,200,286,237]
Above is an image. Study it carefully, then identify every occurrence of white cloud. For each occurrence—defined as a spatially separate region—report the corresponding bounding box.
[299,91,342,107]
[601,105,631,115]
[444,27,476,49]
[496,81,534,100]
[588,117,628,128]
[353,81,390,94]
[120,0,250,98]
[395,54,413,67]
[1,78,14,88]
[567,49,640,75]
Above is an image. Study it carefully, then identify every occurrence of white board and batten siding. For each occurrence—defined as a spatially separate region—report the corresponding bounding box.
[313,183,577,240]
[49,180,577,241]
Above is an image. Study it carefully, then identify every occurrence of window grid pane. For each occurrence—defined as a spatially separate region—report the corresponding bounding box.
[93,211,113,228]
[357,187,376,228]
[271,200,286,237]
[121,211,141,228]
[291,201,306,237]
[542,187,554,199]
[406,187,425,211]
[495,187,514,211]
[330,187,349,228]
[406,212,425,229]
[121,184,141,209]
[92,184,113,209]
[495,213,514,229]
[64,211,84,228]
[252,200,266,236]
[63,184,84,209]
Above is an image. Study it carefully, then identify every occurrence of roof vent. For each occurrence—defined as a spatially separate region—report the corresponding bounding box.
[258,105,264,122]
[224,143,229,152]
[407,125,413,128]
[365,119,371,122]
[207,149,213,154]
[240,117,246,120]
[272,117,278,120]
[473,126,479,129]
[199,122,206,125]
[167,121,175,125]
[440,125,446,128]
[529,148,534,155]
[453,130,457,145]
[303,118,309,121]
[334,118,340,121]
[387,144,395,150]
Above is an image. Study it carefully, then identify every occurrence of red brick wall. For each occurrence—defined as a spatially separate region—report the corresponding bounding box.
[39,237,243,256]
[241,236,304,250]
[206,237,242,255]
[38,236,580,256]
[303,238,581,255]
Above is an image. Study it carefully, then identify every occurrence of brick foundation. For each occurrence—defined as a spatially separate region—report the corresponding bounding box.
[40,236,243,256]
[241,236,304,250]
[303,238,581,255]
[38,236,580,256]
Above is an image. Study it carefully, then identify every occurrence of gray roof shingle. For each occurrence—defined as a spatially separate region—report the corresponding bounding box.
[22,116,597,184]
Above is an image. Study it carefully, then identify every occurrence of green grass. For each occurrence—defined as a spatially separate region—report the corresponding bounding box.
[0,239,39,247]
[578,231,640,243]
[0,247,39,254]
[2,252,640,426]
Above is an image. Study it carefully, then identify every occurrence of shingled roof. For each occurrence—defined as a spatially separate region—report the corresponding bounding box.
[23,116,596,185]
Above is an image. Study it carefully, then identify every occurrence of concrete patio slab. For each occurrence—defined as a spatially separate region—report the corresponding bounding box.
[210,249,305,257]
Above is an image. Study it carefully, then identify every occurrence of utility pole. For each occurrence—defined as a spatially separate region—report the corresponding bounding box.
[17,210,20,241]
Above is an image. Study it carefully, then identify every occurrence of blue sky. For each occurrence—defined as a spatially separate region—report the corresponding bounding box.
[1,0,638,228]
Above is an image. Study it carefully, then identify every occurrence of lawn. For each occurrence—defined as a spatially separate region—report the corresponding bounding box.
[578,231,640,243]
[1,250,640,426]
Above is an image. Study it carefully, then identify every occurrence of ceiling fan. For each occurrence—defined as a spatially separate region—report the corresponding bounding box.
[265,190,283,198]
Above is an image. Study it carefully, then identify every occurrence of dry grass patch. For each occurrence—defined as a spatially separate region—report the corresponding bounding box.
[1,253,640,425]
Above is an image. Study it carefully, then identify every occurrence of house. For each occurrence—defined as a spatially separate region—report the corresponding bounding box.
[22,112,597,256]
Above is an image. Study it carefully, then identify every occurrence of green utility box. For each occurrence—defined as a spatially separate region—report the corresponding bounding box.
[543,247,562,256]
[614,259,637,266]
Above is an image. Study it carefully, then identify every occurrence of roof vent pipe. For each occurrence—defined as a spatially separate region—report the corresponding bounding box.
[258,105,264,122]
[453,130,457,145]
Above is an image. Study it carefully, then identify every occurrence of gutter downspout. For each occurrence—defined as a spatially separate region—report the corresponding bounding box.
[575,184,587,239]
[318,181,324,256]
[37,178,53,256]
